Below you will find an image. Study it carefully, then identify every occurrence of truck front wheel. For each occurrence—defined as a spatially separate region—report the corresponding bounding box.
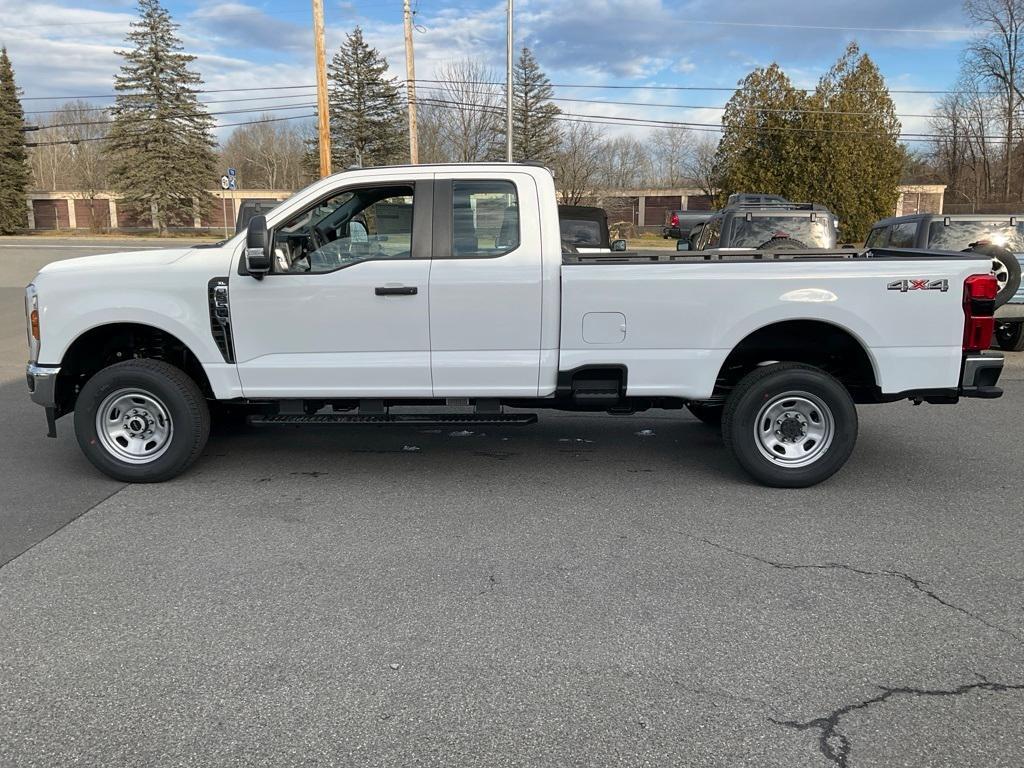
[722,363,857,488]
[74,359,210,483]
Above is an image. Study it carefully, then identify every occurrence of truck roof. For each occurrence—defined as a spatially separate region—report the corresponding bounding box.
[873,212,1023,227]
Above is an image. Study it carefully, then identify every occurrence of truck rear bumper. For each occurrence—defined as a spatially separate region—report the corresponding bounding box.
[960,352,1003,398]
[995,301,1024,321]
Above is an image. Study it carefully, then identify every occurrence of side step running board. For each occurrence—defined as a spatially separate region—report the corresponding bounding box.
[250,413,538,426]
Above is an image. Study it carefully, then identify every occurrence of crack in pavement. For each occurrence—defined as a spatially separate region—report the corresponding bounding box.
[771,678,1024,768]
[676,533,1023,645]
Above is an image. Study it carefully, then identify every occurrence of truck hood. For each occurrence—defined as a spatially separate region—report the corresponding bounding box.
[36,247,193,276]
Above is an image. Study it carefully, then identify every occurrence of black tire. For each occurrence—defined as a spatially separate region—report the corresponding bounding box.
[995,321,1024,352]
[74,359,210,483]
[966,243,1021,308]
[722,363,858,488]
[686,402,723,426]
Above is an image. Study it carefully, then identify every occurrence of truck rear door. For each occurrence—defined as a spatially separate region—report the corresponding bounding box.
[427,172,544,396]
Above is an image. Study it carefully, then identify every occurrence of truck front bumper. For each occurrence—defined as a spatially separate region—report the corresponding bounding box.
[960,352,1003,398]
[26,363,61,436]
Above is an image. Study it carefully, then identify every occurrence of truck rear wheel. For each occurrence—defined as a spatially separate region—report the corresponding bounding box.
[722,363,857,488]
[74,359,210,483]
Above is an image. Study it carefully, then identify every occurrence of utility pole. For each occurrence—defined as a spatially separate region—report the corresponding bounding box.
[311,0,332,177]
[403,0,419,164]
[505,0,513,162]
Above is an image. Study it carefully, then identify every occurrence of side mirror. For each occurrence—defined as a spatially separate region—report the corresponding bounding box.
[676,239,690,251]
[245,215,272,279]
[611,239,627,252]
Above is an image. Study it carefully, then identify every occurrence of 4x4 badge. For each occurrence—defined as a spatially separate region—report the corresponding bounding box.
[887,279,949,293]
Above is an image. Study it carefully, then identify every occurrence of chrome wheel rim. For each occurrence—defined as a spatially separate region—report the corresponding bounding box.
[754,391,834,468]
[991,254,1009,292]
[95,388,173,464]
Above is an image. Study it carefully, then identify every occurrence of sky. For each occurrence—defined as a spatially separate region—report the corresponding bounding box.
[0,0,978,145]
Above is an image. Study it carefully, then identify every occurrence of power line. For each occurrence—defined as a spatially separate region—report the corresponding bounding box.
[23,90,319,116]
[673,19,970,35]
[19,84,319,101]
[25,102,317,131]
[24,112,315,147]
[412,84,941,120]
[412,78,972,96]
[411,95,1019,144]
[1,6,311,30]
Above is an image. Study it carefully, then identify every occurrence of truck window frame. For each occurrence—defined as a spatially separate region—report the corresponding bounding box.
[432,179,522,260]
[238,179,433,277]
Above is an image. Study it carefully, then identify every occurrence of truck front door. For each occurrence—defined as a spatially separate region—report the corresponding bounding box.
[229,177,433,398]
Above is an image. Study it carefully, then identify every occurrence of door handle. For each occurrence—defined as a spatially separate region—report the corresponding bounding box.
[375,286,418,296]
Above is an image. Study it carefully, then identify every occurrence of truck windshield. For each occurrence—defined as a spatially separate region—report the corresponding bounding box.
[730,216,834,248]
[927,220,1024,252]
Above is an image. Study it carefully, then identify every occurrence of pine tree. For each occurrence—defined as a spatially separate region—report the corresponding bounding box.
[512,47,560,164]
[0,48,29,235]
[328,27,406,168]
[106,0,216,234]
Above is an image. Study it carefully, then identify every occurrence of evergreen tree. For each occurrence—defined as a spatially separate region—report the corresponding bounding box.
[328,27,406,168]
[715,63,806,204]
[512,47,560,164]
[106,0,216,234]
[0,48,28,235]
[714,47,902,241]
[803,43,901,241]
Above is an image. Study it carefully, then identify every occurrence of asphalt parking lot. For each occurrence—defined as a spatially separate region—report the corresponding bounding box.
[1,237,1022,767]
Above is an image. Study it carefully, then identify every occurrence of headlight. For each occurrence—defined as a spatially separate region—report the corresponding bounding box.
[25,284,39,363]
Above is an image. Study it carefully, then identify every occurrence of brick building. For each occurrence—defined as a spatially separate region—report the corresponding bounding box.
[25,190,292,233]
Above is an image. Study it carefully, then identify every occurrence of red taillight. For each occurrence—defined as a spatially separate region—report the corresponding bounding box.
[965,273,998,301]
[963,274,997,352]
[670,213,679,227]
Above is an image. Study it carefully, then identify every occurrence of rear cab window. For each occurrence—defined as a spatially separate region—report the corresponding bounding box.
[927,219,1024,252]
[451,180,520,258]
[729,215,835,248]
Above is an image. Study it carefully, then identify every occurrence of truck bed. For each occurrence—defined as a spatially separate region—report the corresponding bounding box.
[558,247,991,401]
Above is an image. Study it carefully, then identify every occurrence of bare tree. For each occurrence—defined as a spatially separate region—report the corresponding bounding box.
[648,127,694,188]
[221,116,310,190]
[59,101,111,228]
[596,135,652,189]
[414,102,451,163]
[552,121,604,204]
[425,59,503,162]
[964,0,1024,200]
[29,123,73,191]
[683,134,721,198]
[28,101,109,194]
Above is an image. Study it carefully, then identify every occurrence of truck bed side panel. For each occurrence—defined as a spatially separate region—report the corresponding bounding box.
[559,259,984,398]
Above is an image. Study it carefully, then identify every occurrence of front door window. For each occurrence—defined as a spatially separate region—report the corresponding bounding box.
[272,185,415,274]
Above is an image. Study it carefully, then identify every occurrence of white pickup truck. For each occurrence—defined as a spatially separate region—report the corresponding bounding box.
[25,164,1005,487]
